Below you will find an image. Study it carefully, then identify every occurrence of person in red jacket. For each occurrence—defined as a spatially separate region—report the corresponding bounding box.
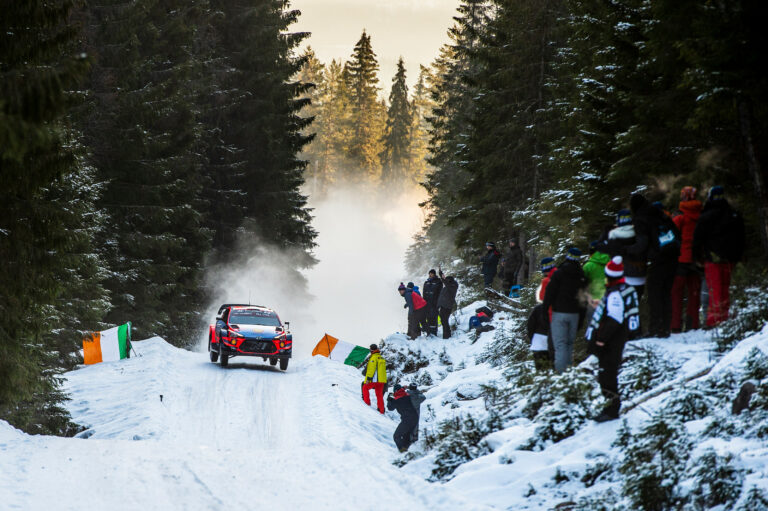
[670,186,703,332]
[399,282,428,340]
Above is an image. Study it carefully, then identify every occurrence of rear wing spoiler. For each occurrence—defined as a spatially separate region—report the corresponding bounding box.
[217,303,266,316]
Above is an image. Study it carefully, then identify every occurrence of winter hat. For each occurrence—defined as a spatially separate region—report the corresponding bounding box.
[428,269,437,276]
[589,241,598,254]
[486,241,496,249]
[393,384,402,392]
[369,344,379,352]
[652,201,665,211]
[708,185,725,201]
[680,186,697,201]
[605,256,624,278]
[398,282,406,291]
[540,257,555,273]
[565,247,582,261]
[407,282,415,289]
[616,209,632,227]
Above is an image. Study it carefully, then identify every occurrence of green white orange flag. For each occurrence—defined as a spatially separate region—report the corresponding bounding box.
[312,334,369,368]
[83,323,131,365]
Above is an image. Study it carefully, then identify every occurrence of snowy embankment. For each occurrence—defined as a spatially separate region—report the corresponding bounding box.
[0,338,489,511]
[382,300,768,510]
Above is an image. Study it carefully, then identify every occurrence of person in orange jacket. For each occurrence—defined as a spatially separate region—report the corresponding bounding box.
[362,344,387,414]
[670,186,703,332]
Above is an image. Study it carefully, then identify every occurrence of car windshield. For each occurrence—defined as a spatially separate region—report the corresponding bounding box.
[229,309,281,327]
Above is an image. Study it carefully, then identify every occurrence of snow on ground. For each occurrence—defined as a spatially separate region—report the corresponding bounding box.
[3,299,768,510]
[0,338,490,511]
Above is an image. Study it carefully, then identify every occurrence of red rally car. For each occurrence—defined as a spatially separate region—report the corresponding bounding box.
[208,304,292,370]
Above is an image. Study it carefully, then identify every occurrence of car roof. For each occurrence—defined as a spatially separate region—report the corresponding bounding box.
[217,303,275,315]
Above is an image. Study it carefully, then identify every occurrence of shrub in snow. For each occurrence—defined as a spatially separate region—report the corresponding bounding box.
[573,488,620,511]
[618,413,692,511]
[579,458,614,488]
[620,344,679,396]
[715,280,768,352]
[425,413,502,481]
[686,449,744,510]
[735,486,768,511]
[520,369,601,450]
[664,387,713,422]
[479,317,528,367]
[744,347,768,381]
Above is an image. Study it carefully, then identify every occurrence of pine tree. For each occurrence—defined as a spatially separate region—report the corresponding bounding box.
[345,30,385,179]
[381,57,412,185]
[0,0,90,434]
[409,65,436,183]
[81,0,211,345]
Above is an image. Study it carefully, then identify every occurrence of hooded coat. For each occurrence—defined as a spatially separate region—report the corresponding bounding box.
[583,251,611,300]
[692,199,745,263]
[673,200,703,264]
[542,259,588,314]
[437,276,459,309]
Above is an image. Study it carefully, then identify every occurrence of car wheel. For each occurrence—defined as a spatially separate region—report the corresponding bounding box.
[279,358,288,371]
[209,338,219,363]
[220,351,229,368]
[269,357,278,366]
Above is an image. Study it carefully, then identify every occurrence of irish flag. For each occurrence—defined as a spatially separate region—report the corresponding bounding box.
[83,323,131,365]
[312,334,369,368]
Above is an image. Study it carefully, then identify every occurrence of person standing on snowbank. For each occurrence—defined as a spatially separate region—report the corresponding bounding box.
[399,283,427,339]
[501,238,523,297]
[408,384,426,443]
[387,384,418,452]
[422,269,443,336]
[586,256,640,422]
[437,270,459,339]
[480,242,501,288]
[671,186,703,332]
[362,344,387,414]
[543,247,588,373]
[693,186,746,328]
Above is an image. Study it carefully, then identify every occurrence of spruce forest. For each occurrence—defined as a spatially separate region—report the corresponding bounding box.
[1,0,767,446]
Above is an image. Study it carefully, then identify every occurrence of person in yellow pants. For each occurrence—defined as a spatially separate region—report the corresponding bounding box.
[362,344,387,414]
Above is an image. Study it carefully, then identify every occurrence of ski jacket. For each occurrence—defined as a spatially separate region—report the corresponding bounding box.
[606,225,646,283]
[437,276,459,309]
[673,200,702,264]
[364,352,387,383]
[536,267,557,303]
[480,249,501,280]
[542,259,588,315]
[630,195,680,264]
[502,246,523,277]
[583,251,610,300]
[387,388,417,419]
[409,388,426,418]
[692,199,745,263]
[586,280,640,349]
[403,288,428,313]
[422,276,443,306]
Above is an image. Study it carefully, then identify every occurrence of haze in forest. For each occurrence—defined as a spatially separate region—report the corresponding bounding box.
[292,0,459,88]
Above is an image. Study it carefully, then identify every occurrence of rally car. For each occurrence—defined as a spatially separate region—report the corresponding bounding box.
[208,304,292,370]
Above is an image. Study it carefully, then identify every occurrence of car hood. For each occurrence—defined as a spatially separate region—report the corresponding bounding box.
[230,324,279,339]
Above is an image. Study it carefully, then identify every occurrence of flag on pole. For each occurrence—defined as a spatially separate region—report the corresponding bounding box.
[83,322,131,365]
[311,334,370,368]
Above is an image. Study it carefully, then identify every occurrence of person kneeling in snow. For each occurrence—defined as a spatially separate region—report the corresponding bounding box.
[387,384,418,452]
[362,344,387,414]
[586,256,640,422]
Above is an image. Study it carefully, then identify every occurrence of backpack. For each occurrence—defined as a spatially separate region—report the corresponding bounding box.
[412,291,427,309]
[653,213,681,258]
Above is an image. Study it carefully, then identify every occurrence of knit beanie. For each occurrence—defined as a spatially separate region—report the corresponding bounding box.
[680,186,697,201]
[708,185,725,201]
[486,241,496,249]
[605,256,624,278]
[540,257,555,273]
[616,209,632,227]
[565,247,582,261]
[398,283,406,291]
[370,344,379,352]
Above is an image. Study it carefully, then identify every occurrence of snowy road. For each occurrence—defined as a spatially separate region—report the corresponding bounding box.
[0,339,489,511]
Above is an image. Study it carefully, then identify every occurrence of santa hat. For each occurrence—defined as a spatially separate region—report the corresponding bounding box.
[605,256,624,278]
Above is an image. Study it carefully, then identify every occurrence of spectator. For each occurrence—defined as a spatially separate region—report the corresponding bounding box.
[586,256,640,422]
[422,269,443,336]
[630,193,680,338]
[583,240,610,318]
[408,384,426,443]
[501,238,523,297]
[671,186,703,332]
[437,270,459,339]
[407,282,427,334]
[387,384,418,452]
[361,344,387,414]
[693,186,746,328]
[480,242,501,288]
[527,303,552,371]
[536,257,557,303]
[605,209,647,297]
[543,247,588,373]
[400,282,428,339]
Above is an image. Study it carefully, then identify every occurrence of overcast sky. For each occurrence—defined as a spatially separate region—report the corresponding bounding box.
[292,0,459,90]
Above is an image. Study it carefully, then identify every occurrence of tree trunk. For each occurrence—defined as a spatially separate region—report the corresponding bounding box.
[738,99,768,259]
